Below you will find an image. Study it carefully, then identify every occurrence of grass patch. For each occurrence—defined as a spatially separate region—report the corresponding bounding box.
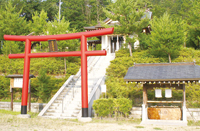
[0,109,38,118]
[135,126,144,128]
[0,109,20,115]
[27,112,39,118]
[153,127,162,130]
[91,118,141,124]
[188,120,200,126]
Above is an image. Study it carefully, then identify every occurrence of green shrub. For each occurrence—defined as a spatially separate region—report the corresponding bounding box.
[114,98,132,117]
[93,98,114,117]
[0,76,10,99]
[92,98,132,117]
[30,69,66,103]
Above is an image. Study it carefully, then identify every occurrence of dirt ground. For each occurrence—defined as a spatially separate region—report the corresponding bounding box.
[0,114,200,131]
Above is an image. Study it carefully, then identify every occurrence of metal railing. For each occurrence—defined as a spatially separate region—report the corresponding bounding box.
[88,76,105,117]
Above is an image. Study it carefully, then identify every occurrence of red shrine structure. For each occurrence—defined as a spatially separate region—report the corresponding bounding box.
[4,28,114,117]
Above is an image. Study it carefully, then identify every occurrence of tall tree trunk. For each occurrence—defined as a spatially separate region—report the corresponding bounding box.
[128,42,132,57]
[96,0,100,22]
[168,54,171,63]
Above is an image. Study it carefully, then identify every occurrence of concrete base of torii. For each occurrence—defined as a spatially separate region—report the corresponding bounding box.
[17,114,31,118]
[78,117,92,122]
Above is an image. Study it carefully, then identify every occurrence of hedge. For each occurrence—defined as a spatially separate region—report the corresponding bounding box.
[92,98,132,117]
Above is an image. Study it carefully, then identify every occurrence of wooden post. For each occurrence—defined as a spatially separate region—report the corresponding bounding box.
[182,84,187,122]
[11,88,13,111]
[143,85,148,106]
[28,79,31,112]
[28,92,31,112]
[183,84,186,106]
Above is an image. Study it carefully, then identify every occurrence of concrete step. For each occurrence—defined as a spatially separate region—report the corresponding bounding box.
[44,112,61,116]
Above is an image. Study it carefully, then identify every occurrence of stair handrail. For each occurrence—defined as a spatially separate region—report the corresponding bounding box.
[75,56,94,78]
[38,75,74,116]
[104,45,109,54]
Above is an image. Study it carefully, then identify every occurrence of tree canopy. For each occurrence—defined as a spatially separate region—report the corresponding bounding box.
[148,13,185,63]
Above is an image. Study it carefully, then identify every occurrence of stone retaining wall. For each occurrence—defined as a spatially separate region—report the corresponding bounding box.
[0,102,46,113]
[129,107,200,120]
[1,102,200,120]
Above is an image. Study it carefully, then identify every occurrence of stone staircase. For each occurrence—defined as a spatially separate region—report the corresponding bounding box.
[38,53,115,119]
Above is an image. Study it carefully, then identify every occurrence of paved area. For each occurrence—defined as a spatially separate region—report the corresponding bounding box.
[0,115,200,131]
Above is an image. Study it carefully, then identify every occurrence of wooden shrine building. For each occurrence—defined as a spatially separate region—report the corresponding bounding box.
[124,62,200,126]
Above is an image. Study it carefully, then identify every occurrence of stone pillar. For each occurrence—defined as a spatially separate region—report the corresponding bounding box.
[142,104,147,122]
[142,85,148,122]
[182,84,187,122]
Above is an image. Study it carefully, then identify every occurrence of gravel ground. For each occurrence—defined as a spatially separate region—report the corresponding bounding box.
[0,114,200,131]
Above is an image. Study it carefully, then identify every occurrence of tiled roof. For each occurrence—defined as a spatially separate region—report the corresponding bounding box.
[6,74,35,78]
[84,26,96,30]
[87,40,101,44]
[124,62,200,82]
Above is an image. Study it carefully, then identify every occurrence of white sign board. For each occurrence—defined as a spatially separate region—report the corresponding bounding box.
[14,78,23,88]
[155,89,162,98]
[165,89,172,98]
[101,85,106,93]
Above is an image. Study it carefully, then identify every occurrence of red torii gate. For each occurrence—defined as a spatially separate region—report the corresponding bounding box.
[4,28,114,117]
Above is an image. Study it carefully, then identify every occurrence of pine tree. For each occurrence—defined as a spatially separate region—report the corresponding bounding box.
[149,13,185,63]
[0,1,28,40]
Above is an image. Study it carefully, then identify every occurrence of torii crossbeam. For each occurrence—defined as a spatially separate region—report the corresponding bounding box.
[4,28,114,117]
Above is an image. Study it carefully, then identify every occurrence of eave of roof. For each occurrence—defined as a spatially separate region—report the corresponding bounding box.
[84,26,96,30]
[6,74,35,78]
[124,62,200,82]
[87,40,101,44]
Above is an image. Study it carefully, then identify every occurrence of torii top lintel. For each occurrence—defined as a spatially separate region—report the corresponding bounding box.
[3,27,114,117]
[4,28,114,41]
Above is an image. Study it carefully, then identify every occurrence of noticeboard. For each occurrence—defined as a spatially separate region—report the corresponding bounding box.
[13,78,23,88]
[48,40,58,52]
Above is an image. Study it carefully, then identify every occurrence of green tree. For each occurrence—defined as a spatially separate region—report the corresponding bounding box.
[148,13,185,63]
[29,10,48,35]
[0,1,28,40]
[89,0,112,23]
[186,0,200,49]
[149,0,192,19]
[61,0,88,31]
[2,41,20,56]
[104,0,150,56]
[34,68,52,102]
[0,76,10,99]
